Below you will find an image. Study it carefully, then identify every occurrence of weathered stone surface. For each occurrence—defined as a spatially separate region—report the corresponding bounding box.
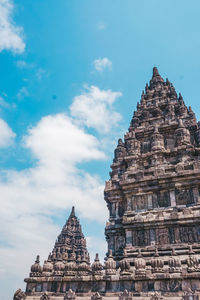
[16,68,200,299]
[40,292,50,300]
[64,289,76,300]
[13,289,26,300]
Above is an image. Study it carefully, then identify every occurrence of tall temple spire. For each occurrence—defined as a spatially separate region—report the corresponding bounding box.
[128,67,195,132]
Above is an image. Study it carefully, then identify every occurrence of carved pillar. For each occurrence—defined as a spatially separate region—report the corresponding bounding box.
[148,194,153,209]
[62,282,67,293]
[174,227,181,244]
[170,190,176,207]
[126,230,132,247]
[193,187,199,204]
[42,282,48,292]
[127,198,132,211]
[116,202,119,218]
[150,229,156,245]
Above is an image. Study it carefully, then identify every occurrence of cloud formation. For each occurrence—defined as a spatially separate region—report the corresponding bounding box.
[0,85,122,298]
[0,113,108,298]
[0,0,25,53]
[93,57,112,72]
[70,85,122,133]
[0,118,15,147]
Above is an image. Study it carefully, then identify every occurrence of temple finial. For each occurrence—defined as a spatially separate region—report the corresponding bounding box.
[153,66,159,77]
[70,206,75,217]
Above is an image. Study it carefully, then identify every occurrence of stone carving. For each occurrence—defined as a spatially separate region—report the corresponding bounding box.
[168,249,182,273]
[135,249,146,278]
[30,255,42,276]
[119,290,133,300]
[150,292,163,300]
[182,292,199,300]
[187,255,200,272]
[119,249,131,275]
[13,289,26,300]
[151,125,165,151]
[151,248,164,273]
[175,119,191,147]
[92,253,103,275]
[40,292,49,300]
[105,250,116,275]
[114,139,126,162]
[91,292,102,300]
[64,289,76,300]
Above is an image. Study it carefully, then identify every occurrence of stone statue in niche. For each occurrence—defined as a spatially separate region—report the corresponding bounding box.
[136,230,145,246]
[116,235,125,251]
[126,198,132,211]
[126,133,140,155]
[157,191,170,207]
[108,236,114,252]
[168,280,182,292]
[142,141,151,153]
[174,227,181,244]
[179,227,192,243]
[175,189,194,206]
[136,195,148,211]
[157,228,169,245]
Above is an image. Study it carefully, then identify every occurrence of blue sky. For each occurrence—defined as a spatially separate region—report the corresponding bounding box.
[0,0,200,299]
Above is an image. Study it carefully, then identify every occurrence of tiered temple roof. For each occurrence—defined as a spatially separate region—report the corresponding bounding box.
[51,206,89,263]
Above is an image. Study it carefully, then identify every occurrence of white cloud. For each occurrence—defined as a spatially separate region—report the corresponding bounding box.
[93,57,112,72]
[0,95,16,109]
[0,84,122,298]
[16,60,34,68]
[24,114,105,166]
[97,21,106,31]
[0,113,108,299]
[70,85,122,133]
[0,0,25,53]
[0,118,15,147]
[36,67,46,80]
[17,86,29,99]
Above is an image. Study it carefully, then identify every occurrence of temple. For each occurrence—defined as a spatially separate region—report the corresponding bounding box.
[14,68,200,300]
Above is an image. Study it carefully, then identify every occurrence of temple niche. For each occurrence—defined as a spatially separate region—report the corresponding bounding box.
[15,68,200,300]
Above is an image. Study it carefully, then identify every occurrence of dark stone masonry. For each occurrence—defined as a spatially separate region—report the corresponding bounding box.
[14,68,200,300]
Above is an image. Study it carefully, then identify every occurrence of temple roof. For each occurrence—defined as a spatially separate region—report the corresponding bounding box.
[108,67,199,185]
[50,206,90,263]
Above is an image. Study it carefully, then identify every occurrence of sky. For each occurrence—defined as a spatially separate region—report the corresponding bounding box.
[0,0,200,299]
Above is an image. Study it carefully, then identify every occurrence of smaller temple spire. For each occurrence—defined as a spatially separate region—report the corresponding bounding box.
[70,206,75,218]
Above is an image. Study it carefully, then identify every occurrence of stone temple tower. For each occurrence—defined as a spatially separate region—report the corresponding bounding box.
[15,67,200,300]
[104,67,200,267]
